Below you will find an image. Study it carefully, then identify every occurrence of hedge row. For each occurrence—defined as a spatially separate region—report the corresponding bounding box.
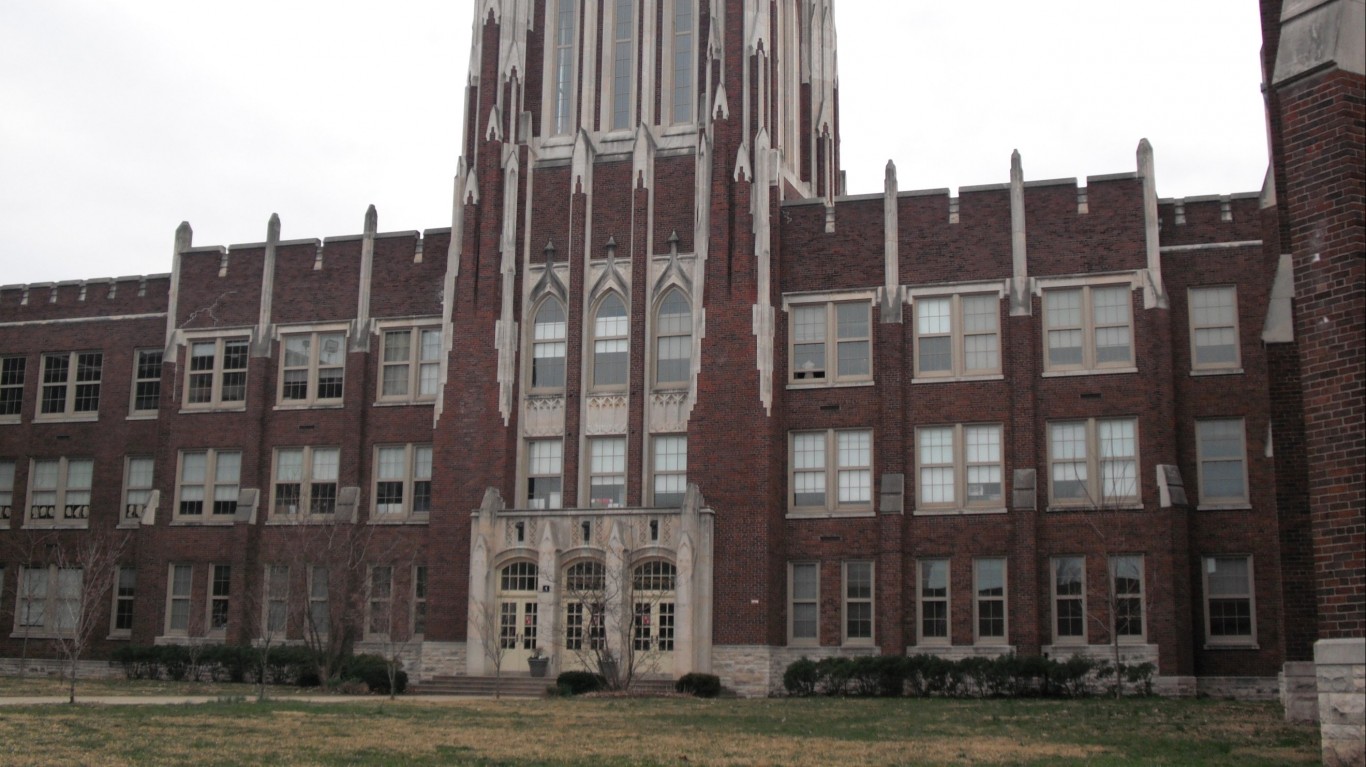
[782,654,1155,698]
[110,645,406,694]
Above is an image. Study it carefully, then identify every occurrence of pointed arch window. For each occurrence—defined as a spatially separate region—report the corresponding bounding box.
[654,290,691,386]
[591,294,629,390]
[532,299,568,390]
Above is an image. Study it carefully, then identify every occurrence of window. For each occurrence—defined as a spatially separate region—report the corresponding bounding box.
[412,565,428,636]
[788,562,819,644]
[373,444,432,520]
[609,0,634,131]
[1196,419,1248,506]
[0,459,14,525]
[123,456,155,525]
[176,450,241,519]
[111,566,136,636]
[915,424,1004,512]
[842,561,874,645]
[280,331,345,406]
[1189,286,1240,371]
[367,565,393,638]
[587,437,626,508]
[654,290,692,387]
[27,457,92,526]
[207,564,231,635]
[1203,556,1255,646]
[273,446,340,517]
[1,356,25,419]
[591,294,629,390]
[669,0,695,124]
[1052,557,1086,643]
[265,564,289,637]
[185,337,248,408]
[974,558,1007,643]
[1048,418,1138,507]
[790,301,871,385]
[531,300,567,390]
[307,566,330,637]
[1044,285,1133,372]
[789,429,873,514]
[130,349,163,415]
[918,559,950,644]
[651,435,687,507]
[38,351,101,418]
[1111,555,1145,642]
[165,564,192,635]
[379,327,441,402]
[914,294,1000,378]
[550,0,577,136]
[16,565,81,636]
[526,440,563,509]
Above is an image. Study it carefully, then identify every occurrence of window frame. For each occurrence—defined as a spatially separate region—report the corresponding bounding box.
[377,323,442,404]
[164,563,193,636]
[589,292,630,393]
[122,455,155,527]
[26,456,93,528]
[174,449,242,522]
[586,436,627,509]
[912,292,1002,380]
[544,0,580,137]
[526,439,564,510]
[37,350,102,420]
[130,348,163,417]
[277,328,347,408]
[371,444,432,522]
[788,428,874,516]
[917,558,951,646]
[649,434,688,507]
[786,298,874,387]
[652,289,693,389]
[14,564,83,638]
[412,564,428,638]
[206,563,231,638]
[914,423,1006,514]
[366,564,394,640]
[1051,556,1087,645]
[182,335,249,410]
[1042,283,1136,375]
[1188,285,1242,373]
[787,561,820,646]
[271,446,341,519]
[0,458,12,528]
[264,563,290,639]
[1110,555,1146,644]
[1047,417,1140,508]
[603,0,637,133]
[662,0,697,126]
[1202,555,1257,648]
[110,565,136,638]
[973,558,1008,645]
[1196,418,1250,508]
[1,355,26,422]
[528,297,568,393]
[841,560,875,647]
[307,566,330,638]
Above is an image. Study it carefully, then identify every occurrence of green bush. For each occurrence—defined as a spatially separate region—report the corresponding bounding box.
[555,671,607,695]
[675,673,722,698]
[340,654,407,695]
[161,645,191,681]
[782,657,818,696]
[781,652,1117,700]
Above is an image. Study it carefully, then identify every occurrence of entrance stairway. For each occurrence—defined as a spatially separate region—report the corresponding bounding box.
[413,674,678,697]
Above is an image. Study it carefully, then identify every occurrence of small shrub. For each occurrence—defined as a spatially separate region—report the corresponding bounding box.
[555,671,607,695]
[161,645,191,682]
[782,658,818,696]
[340,654,407,695]
[815,657,853,696]
[675,673,722,698]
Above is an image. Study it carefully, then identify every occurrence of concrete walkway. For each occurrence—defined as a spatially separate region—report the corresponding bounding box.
[0,694,484,706]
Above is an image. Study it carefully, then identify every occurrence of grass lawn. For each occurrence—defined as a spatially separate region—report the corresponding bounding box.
[0,693,1320,766]
[0,674,315,699]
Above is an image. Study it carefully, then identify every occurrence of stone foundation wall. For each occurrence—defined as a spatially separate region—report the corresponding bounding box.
[414,642,466,681]
[1196,676,1279,701]
[0,658,120,680]
[1315,638,1365,767]
[1280,661,1318,722]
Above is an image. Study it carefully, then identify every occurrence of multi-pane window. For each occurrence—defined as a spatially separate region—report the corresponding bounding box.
[166,564,193,635]
[1052,556,1086,643]
[654,290,692,386]
[1048,418,1138,506]
[308,566,330,637]
[28,457,92,526]
[790,429,872,513]
[588,437,626,508]
[367,565,393,638]
[531,300,567,390]
[1196,419,1248,506]
[1044,285,1133,372]
[280,331,345,405]
[918,559,950,644]
[842,561,874,645]
[2,356,27,418]
[592,294,629,390]
[123,456,155,525]
[651,435,687,507]
[379,327,441,402]
[373,445,432,519]
[112,566,136,636]
[0,459,14,524]
[412,565,428,636]
[789,562,819,644]
[208,564,231,635]
[974,558,1007,643]
[790,301,871,385]
[610,0,634,131]
[273,446,340,517]
[185,337,248,407]
[39,351,102,417]
[915,424,1004,511]
[131,349,163,414]
[1204,556,1255,646]
[527,440,563,509]
[670,0,695,123]
[550,0,577,136]
[1111,555,1145,642]
[177,450,241,518]
[265,564,289,636]
[914,294,1000,378]
[16,565,81,635]
[1189,286,1240,371]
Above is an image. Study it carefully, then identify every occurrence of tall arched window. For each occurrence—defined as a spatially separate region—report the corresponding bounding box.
[670,0,695,124]
[564,560,607,652]
[532,299,567,390]
[632,561,677,654]
[654,290,691,386]
[592,294,629,389]
[551,0,578,136]
[609,0,635,131]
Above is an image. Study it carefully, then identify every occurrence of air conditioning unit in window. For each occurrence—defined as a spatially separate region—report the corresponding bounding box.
[968,484,986,499]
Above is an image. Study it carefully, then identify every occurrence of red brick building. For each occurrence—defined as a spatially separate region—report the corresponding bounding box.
[0,0,1358,732]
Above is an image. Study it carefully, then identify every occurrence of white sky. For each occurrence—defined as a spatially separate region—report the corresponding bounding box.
[0,0,1268,286]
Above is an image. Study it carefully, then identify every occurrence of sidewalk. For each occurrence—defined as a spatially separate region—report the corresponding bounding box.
[0,694,483,706]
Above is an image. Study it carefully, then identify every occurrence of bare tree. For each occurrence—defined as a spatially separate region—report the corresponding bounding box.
[468,598,512,698]
[276,517,376,686]
[548,557,674,692]
[2,528,55,678]
[369,547,423,700]
[48,528,131,703]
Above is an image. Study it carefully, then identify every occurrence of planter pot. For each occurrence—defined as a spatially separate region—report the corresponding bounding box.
[528,657,549,678]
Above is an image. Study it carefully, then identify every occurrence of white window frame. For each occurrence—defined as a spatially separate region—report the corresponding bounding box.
[1189,285,1242,373]
[529,298,568,393]
[271,446,341,519]
[164,563,193,636]
[122,455,155,527]
[841,560,875,647]
[1047,418,1140,508]
[26,456,92,528]
[650,434,687,507]
[917,559,950,646]
[914,423,1005,514]
[652,289,692,389]
[366,564,393,640]
[788,561,820,646]
[913,293,1002,380]
[307,565,330,638]
[377,323,442,404]
[412,564,428,638]
[586,436,626,509]
[37,350,102,420]
[1051,556,1087,645]
[15,564,82,637]
[602,0,637,132]
[662,0,697,126]
[372,444,432,521]
[182,334,249,410]
[526,439,564,510]
[1196,418,1250,508]
[786,297,873,387]
[110,565,136,638]
[130,348,163,417]
[206,563,231,638]
[1203,555,1256,648]
[1,458,17,528]
[589,293,630,392]
[973,558,1008,645]
[789,429,873,516]
[174,449,242,521]
[264,563,290,639]
[277,328,346,407]
[1110,555,1146,644]
[1042,283,1136,375]
[543,0,580,138]
[0,355,25,422]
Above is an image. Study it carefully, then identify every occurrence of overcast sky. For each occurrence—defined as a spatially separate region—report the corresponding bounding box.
[0,0,1268,286]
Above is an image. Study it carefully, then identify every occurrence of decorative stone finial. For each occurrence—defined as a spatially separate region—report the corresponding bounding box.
[364,204,378,235]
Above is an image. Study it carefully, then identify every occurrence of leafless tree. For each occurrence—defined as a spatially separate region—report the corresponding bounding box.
[2,527,55,678]
[276,517,376,686]
[369,546,423,700]
[547,557,674,692]
[468,598,512,699]
[48,527,132,703]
